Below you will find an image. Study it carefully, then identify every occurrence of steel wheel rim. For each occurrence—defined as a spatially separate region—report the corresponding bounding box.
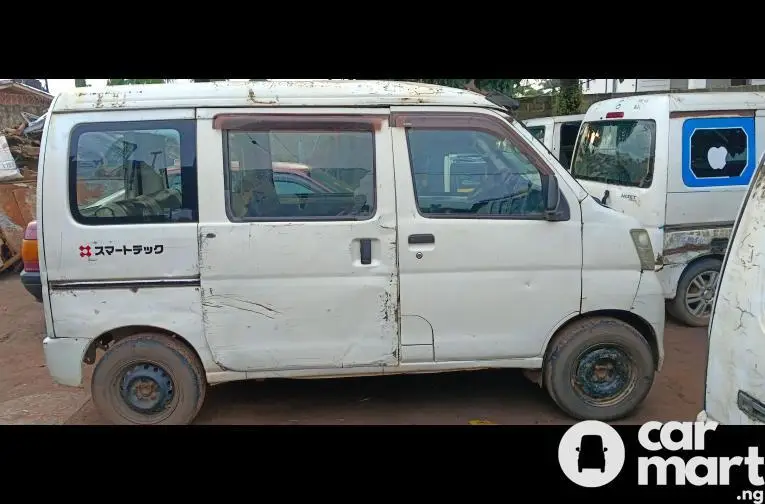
[113,360,178,422]
[572,344,638,407]
[684,269,719,320]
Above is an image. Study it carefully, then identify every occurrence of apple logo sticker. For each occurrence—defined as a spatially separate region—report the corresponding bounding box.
[707,146,729,170]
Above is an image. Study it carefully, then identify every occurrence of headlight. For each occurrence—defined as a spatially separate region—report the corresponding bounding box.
[630,229,656,271]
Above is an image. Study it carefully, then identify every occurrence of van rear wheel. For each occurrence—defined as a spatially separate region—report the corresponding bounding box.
[91,332,207,425]
[668,257,722,327]
[543,317,655,421]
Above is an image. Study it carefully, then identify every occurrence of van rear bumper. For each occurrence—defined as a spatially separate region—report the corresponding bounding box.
[20,270,43,302]
[43,336,90,387]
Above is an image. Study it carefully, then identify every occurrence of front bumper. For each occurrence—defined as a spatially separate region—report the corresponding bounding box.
[43,336,91,387]
[631,270,667,370]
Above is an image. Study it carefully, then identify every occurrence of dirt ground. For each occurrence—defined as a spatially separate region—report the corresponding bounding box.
[0,273,708,425]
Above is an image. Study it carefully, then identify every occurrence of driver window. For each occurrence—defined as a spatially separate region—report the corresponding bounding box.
[406,127,545,217]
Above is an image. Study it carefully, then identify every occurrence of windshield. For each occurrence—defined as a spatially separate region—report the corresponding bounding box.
[570,119,656,188]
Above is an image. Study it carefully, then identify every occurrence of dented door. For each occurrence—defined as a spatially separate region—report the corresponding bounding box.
[196,109,399,372]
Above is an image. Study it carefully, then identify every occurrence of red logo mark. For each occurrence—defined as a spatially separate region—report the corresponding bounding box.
[79,245,92,258]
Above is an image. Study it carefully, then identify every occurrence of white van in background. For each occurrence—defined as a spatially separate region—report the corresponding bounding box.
[570,92,765,327]
[698,152,765,425]
[524,114,583,169]
[31,80,665,425]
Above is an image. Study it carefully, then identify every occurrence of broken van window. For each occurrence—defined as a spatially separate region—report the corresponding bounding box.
[570,120,656,188]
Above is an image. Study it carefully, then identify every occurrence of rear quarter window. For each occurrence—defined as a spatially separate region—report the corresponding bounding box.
[68,119,198,225]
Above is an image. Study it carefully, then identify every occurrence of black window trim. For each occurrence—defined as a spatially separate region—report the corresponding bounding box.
[221,121,378,223]
[68,119,198,226]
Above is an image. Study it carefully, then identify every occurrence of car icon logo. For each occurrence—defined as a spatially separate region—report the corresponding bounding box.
[576,434,608,472]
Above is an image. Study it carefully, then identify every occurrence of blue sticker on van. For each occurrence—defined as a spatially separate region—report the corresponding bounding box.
[682,116,756,187]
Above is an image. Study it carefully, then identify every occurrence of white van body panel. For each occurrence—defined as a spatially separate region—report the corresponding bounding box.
[702,154,765,424]
[573,93,765,304]
[195,108,399,372]
[38,80,664,398]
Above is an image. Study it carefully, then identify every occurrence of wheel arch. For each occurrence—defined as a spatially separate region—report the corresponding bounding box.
[83,325,204,370]
[543,310,660,373]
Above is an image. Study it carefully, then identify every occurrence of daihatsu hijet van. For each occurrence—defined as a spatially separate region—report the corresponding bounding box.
[30,80,665,424]
[570,92,765,327]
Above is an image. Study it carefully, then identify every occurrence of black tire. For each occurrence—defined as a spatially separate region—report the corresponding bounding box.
[91,332,207,425]
[667,257,722,327]
[543,316,655,421]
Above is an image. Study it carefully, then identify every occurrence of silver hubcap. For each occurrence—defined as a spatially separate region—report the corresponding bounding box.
[684,270,719,319]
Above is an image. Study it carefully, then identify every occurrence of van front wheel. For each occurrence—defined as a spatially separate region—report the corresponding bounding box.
[544,317,655,421]
[91,333,207,425]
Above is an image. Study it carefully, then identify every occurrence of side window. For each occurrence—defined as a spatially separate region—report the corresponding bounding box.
[224,128,375,221]
[558,121,581,169]
[681,116,756,188]
[69,119,197,225]
[406,127,546,218]
[527,126,546,143]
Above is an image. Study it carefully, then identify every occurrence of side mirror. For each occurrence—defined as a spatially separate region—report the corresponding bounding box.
[603,447,608,452]
[540,172,561,219]
[575,447,580,452]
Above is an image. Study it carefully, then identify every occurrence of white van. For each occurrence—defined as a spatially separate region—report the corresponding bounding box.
[570,93,765,327]
[31,80,665,425]
[698,152,765,425]
[523,114,584,169]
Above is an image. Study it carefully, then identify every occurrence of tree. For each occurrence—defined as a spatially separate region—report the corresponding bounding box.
[74,79,87,88]
[556,79,583,115]
[191,79,227,83]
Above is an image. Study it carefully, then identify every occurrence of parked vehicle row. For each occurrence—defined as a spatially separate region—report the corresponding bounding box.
[23,80,666,424]
[527,92,765,329]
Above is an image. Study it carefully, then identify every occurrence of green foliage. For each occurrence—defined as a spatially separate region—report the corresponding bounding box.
[555,79,583,115]
[107,79,166,86]
[74,79,87,88]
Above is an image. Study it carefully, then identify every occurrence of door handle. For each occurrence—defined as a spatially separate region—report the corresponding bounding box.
[360,238,372,265]
[408,234,435,245]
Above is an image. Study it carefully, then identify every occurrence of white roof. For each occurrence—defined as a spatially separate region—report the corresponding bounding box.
[51,79,502,113]
[524,114,584,125]
[589,91,765,113]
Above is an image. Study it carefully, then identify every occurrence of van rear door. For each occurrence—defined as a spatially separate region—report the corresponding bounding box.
[704,153,765,424]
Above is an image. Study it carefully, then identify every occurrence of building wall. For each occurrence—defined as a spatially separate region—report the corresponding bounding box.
[0,88,52,129]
